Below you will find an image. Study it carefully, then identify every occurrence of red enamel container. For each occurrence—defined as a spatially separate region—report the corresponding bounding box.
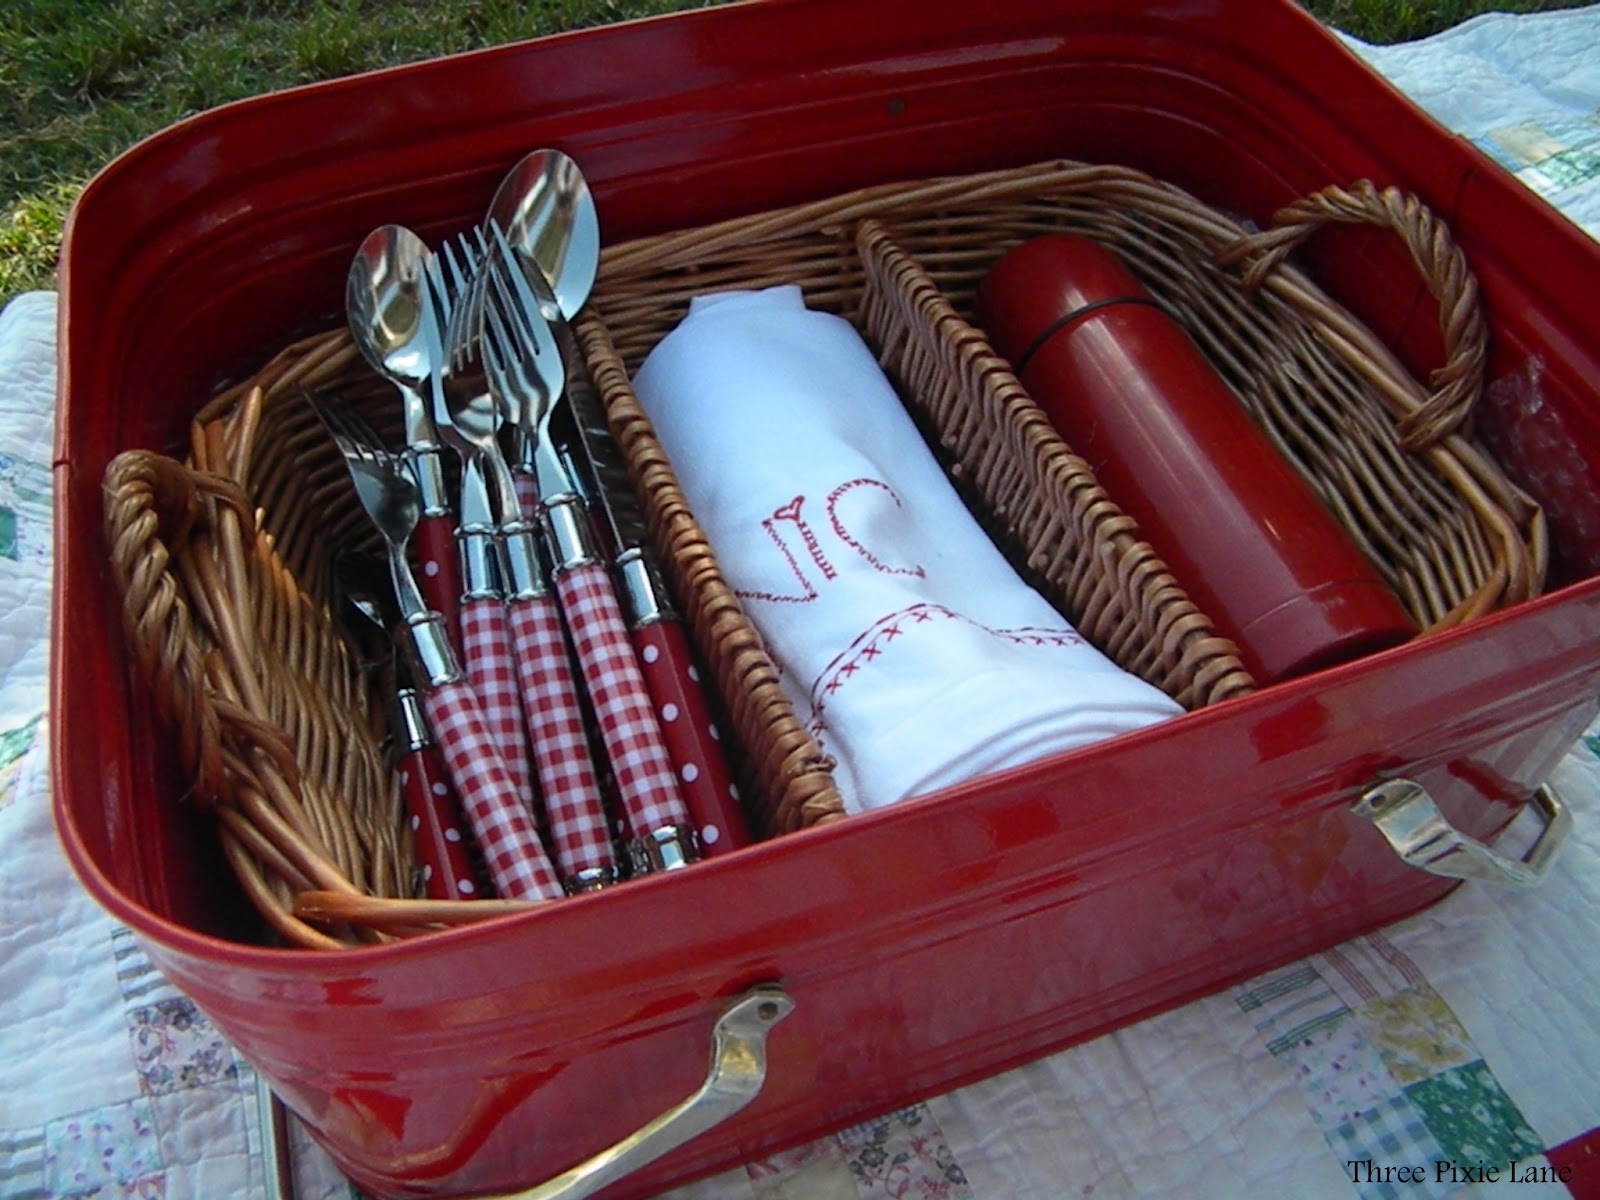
[977,233,1418,682]
[51,1,1600,1197]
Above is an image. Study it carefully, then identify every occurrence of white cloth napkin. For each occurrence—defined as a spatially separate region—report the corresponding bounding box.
[631,285,1181,813]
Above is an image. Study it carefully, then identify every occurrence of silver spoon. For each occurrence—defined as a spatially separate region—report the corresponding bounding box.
[345,224,440,419]
[483,150,598,475]
[486,148,599,322]
[345,224,462,622]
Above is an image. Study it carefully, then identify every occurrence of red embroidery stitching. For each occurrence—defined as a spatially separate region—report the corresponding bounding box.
[826,478,926,578]
[774,495,837,582]
[801,603,1086,741]
[735,495,823,604]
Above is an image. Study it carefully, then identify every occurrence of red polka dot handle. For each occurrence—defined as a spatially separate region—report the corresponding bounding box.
[397,742,483,899]
[413,514,464,641]
[630,619,750,856]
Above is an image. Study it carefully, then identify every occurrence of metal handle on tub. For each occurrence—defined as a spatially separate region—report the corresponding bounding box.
[1354,778,1571,887]
[475,985,794,1200]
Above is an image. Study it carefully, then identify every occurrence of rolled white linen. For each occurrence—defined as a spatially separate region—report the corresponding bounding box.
[631,284,1181,813]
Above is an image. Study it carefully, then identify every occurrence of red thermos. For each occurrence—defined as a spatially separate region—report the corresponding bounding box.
[976,234,1416,683]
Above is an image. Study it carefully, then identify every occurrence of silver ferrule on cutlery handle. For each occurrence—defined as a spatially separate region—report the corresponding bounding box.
[628,823,701,874]
[511,425,538,478]
[565,864,622,894]
[457,454,505,600]
[615,547,671,626]
[500,521,551,601]
[457,524,502,600]
[401,442,453,517]
[401,611,461,689]
[391,686,430,754]
[543,492,600,572]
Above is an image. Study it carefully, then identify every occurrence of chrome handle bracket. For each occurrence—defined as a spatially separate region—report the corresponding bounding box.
[477,985,794,1200]
[1353,778,1571,887]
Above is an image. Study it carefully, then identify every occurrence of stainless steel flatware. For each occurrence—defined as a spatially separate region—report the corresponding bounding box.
[429,235,620,892]
[345,225,464,633]
[312,394,562,902]
[486,147,600,326]
[481,235,697,873]
[401,232,547,822]
[490,146,749,857]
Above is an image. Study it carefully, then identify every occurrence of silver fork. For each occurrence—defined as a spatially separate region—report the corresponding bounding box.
[308,392,562,902]
[480,239,697,873]
[482,223,569,509]
[428,233,529,526]
[314,399,432,627]
[428,234,620,892]
[419,234,548,822]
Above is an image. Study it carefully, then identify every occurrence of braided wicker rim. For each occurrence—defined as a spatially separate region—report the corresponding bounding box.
[101,156,1545,947]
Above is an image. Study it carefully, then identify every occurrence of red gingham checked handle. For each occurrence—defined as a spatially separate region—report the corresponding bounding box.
[397,744,482,899]
[414,515,464,642]
[506,595,616,881]
[631,619,750,857]
[555,561,690,838]
[460,597,535,808]
[420,678,562,901]
[514,472,542,532]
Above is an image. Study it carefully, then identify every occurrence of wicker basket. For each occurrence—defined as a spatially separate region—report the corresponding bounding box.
[102,157,1544,947]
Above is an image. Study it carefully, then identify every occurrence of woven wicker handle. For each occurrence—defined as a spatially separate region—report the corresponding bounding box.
[1216,180,1487,452]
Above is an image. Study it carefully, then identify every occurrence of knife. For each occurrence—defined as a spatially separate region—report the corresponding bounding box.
[557,347,752,858]
[453,453,538,815]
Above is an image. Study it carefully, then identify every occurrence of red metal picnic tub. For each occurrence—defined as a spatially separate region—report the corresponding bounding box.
[52,1,1600,1196]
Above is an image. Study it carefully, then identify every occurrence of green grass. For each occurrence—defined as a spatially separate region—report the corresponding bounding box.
[1311,0,1587,41]
[0,0,1592,300]
[0,0,723,297]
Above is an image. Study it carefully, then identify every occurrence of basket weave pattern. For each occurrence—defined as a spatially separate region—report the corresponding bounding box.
[102,158,1544,946]
[104,334,414,948]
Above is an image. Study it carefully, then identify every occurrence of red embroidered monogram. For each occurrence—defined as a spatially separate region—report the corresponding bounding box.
[737,495,826,604]
[827,478,927,579]
[774,495,837,580]
[736,479,927,604]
